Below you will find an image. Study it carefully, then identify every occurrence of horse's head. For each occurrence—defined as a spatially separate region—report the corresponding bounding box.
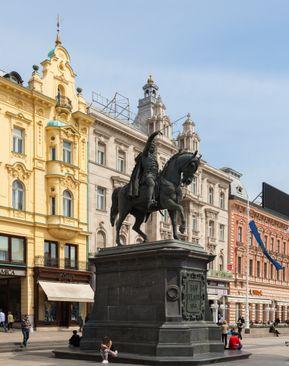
[181,151,201,185]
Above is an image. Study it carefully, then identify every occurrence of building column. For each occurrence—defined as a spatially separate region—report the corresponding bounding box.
[240,303,246,319]
[281,306,286,322]
[264,304,270,324]
[249,303,256,323]
[276,305,282,321]
[256,304,263,323]
[269,304,275,322]
[227,302,236,324]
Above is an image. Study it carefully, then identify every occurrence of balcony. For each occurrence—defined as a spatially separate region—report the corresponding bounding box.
[47,215,80,240]
[56,95,72,113]
[34,255,88,271]
[207,269,233,282]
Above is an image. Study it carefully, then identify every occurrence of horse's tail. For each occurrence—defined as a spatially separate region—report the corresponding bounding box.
[110,187,121,226]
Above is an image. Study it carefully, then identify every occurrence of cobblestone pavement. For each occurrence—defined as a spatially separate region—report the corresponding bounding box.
[0,333,289,365]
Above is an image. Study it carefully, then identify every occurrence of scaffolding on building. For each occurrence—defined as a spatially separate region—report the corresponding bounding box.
[89,91,137,124]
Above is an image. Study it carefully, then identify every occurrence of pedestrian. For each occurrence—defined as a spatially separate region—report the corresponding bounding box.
[237,319,243,340]
[228,331,243,350]
[220,320,229,348]
[21,314,31,347]
[269,323,280,337]
[7,312,14,332]
[69,330,81,348]
[100,336,118,364]
[0,309,7,332]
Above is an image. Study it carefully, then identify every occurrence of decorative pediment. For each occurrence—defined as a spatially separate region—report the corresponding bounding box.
[6,162,32,180]
[60,174,79,190]
[61,125,80,139]
[111,175,129,188]
[5,111,32,124]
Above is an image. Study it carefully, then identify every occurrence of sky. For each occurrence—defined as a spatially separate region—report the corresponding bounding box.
[1,0,289,198]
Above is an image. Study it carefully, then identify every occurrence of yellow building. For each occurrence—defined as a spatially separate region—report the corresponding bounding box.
[0,33,94,328]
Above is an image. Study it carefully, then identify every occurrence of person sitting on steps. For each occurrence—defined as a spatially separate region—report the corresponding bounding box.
[100,336,118,364]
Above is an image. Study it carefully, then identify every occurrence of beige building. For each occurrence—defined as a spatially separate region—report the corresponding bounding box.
[0,34,94,328]
[88,77,232,320]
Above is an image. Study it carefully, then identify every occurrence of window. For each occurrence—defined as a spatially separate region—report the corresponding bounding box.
[271,264,274,279]
[283,268,286,282]
[12,180,25,210]
[191,177,197,195]
[63,190,72,217]
[163,209,169,223]
[51,197,56,215]
[277,239,280,253]
[96,231,106,249]
[270,238,274,252]
[0,235,25,263]
[284,242,287,255]
[208,220,215,238]
[264,262,267,279]
[50,147,56,160]
[191,214,197,231]
[219,256,224,271]
[277,269,280,281]
[237,256,242,275]
[65,244,77,269]
[44,241,58,267]
[264,235,268,248]
[237,226,243,242]
[250,233,253,246]
[63,140,72,163]
[256,261,260,277]
[208,187,214,205]
[96,187,106,210]
[219,224,225,241]
[220,192,225,209]
[249,259,253,276]
[97,143,105,165]
[117,150,125,172]
[13,127,24,153]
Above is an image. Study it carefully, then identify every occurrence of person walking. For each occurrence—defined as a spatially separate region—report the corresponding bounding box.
[0,309,7,332]
[7,312,14,332]
[220,320,229,348]
[21,314,31,347]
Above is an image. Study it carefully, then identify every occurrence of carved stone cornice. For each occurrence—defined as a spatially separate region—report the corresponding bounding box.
[60,175,79,191]
[6,162,32,180]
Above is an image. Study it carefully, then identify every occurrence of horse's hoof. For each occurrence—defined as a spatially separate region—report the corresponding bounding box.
[174,235,180,240]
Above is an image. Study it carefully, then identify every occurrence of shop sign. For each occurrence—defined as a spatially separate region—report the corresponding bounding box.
[0,268,26,277]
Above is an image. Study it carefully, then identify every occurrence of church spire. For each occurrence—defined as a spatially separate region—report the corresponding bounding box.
[55,15,62,46]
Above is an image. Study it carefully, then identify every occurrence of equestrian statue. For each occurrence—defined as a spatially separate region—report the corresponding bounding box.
[110,131,201,246]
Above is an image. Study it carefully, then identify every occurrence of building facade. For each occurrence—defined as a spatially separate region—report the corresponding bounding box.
[225,168,289,324]
[0,35,94,327]
[88,78,232,321]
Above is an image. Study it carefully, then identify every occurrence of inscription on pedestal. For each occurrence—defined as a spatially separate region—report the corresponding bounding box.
[181,270,206,321]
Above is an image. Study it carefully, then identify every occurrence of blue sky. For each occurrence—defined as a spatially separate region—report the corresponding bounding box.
[1,0,289,198]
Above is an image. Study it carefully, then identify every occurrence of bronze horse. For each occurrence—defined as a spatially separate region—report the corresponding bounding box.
[110,151,201,246]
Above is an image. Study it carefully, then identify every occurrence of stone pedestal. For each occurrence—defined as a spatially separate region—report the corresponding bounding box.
[81,240,227,363]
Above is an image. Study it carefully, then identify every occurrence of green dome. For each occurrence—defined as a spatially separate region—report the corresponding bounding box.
[47,120,65,127]
[47,48,55,59]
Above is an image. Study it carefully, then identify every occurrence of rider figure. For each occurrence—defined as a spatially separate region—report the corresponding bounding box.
[128,130,161,210]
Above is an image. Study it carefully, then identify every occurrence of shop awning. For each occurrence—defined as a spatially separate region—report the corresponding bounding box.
[39,281,94,302]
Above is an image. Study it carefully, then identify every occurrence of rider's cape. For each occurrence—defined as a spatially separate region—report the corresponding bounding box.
[128,153,142,198]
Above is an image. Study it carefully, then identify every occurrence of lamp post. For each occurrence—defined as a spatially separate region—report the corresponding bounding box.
[244,190,251,333]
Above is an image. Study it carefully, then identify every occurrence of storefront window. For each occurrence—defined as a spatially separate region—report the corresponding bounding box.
[71,302,79,321]
[45,301,57,323]
[0,236,8,261]
[11,238,24,262]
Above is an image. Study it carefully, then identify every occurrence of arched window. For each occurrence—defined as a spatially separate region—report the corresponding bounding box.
[12,180,24,210]
[96,231,106,249]
[63,190,72,217]
[208,187,214,205]
[220,192,225,209]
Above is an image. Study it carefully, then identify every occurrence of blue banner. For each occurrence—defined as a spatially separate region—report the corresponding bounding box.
[249,220,283,270]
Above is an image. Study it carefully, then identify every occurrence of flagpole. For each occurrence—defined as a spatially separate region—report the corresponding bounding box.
[245,192,250,333]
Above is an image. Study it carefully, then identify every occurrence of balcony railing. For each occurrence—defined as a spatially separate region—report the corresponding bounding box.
[56,95,72,111]
[34,256,88,271]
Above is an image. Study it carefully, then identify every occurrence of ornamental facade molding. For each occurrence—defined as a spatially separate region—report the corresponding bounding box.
[60,175,79,191]
[6,162,32,180]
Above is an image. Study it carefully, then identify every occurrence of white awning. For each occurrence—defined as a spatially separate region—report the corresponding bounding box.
[39,281,94,302]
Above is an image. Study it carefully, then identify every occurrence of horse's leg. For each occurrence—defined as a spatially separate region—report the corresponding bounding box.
[115,210,128,246]
[166,199,186,235]
[168,210,178,240]
[132,212,148,243]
